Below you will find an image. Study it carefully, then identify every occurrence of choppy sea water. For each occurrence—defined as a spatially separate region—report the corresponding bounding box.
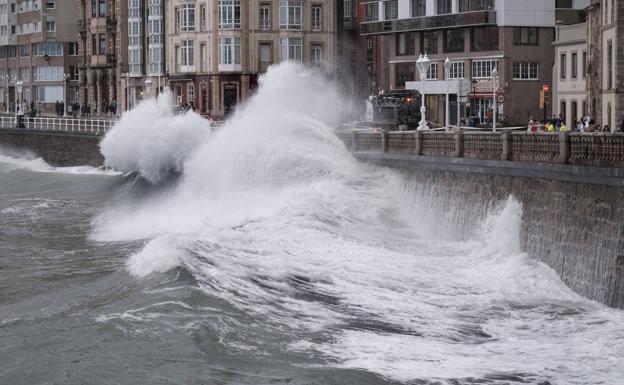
[1,63,623,385]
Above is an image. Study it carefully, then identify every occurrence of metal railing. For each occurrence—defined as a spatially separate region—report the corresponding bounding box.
[0,116,115,136]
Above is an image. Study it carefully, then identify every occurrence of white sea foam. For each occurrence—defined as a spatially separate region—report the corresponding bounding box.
[0,147,120,175]
[92,62,624,384]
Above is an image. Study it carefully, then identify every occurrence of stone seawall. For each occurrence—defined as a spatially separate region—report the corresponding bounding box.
[357,153,624,309]
[0,130,103,167]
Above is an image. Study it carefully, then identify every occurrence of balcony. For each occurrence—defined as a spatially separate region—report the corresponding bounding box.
[361,10,497,35]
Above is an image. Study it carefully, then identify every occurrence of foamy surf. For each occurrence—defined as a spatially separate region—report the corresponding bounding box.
[89,62,624,385]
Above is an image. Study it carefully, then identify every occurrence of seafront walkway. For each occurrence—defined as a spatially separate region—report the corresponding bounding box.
[342,129,624,169]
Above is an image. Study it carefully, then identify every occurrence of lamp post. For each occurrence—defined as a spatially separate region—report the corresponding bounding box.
[144,78,153,100]
[2,74,8,112]
[491,67,499,131]
[15,80,23,117]
[416,53,431,131]
[444,57,451,131]
[63,73,70,117]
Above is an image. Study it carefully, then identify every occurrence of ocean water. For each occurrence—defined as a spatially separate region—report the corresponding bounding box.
[1,63,623,385]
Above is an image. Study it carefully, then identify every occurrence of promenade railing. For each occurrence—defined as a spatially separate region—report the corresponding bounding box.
[347,130,624,168]
[0,116,115,136]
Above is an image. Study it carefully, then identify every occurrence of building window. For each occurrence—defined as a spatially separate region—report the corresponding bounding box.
[560,100,566,119]
[384,0,398,20]
[437,0,452,15]
[395,63,414,87]
[68,42,79,56]
[476,0,495,10]
[396,33,416,56]
[365,2,378,22]
[608,40,613,89]
[571,101,578,120]
[45,0,55,9]
[311,44,322,66]
[91,34,97,55]
[560,52,566,79]
[187,83,195,106]
[471,26,498,51]
[444,29,464,53]
[34,86,63,102]
[178,3,196,32]
[582,51,587,78]
[513,27,538,45]
[99,0,105,17]
[344,0,352,20]
[99,33,106,54]
[91,0,96,17]
[412,0,425,17]
[35,42,63,56]
[129,47,141,74]
[512,62,538,80]
[421,31,437,54]
[181,40,195,66]
[219,0,241,29]
[259,42,272,71]
[200,4,206,31]
[472,59,498,78]
[556,0,573,8]
[219,37,240,65]
[426,63,438,79]
[571,52,578,79]
[34,66,63,81]
[45,20,56,32]
[19,44,29,57]
[280,37,303,61]
[260,3,271,30]
[311,5,322,30]
[448,61,465,79]
[280,0,303,29]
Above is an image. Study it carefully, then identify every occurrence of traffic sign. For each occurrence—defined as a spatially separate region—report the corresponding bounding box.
[496,85,505,95]
[496,94,505,103]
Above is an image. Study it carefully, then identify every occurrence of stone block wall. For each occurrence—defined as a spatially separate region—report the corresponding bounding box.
[395,167,624,309]
[0,131,104,167]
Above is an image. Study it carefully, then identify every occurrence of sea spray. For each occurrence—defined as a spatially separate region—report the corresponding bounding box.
[88,63,624,385]
[99,90,210,184]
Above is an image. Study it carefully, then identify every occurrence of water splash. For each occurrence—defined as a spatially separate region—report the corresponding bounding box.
[91,62,624,385]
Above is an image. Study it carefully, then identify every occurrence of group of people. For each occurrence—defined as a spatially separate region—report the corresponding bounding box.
[527,115,624,133]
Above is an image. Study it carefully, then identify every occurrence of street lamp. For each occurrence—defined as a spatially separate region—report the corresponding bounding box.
[144,78,153,100]
[2,74,8,112]
[63,73,70,117]
[15,80,23,117]
[444,57,451,131]
[491,66,499,131]
[416,53,431,131]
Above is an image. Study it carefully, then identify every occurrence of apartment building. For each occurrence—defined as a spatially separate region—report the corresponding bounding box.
[585,0,622,130]
[78,0,128,114]
[553,21,587,128]
[360,0,587,126]
[164,0,337,118]
[115,0,164,111]
[0,0,81,114]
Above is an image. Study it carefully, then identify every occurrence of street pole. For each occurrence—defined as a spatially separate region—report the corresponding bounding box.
[492,67,498,132]
[416,53,431,131]
[444,58,451,131]
[457,79,461,129]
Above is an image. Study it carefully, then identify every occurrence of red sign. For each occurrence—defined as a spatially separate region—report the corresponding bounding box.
[543,84,550,93]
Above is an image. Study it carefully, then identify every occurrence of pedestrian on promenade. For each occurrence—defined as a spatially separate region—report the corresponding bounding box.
[546,120,556,132]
